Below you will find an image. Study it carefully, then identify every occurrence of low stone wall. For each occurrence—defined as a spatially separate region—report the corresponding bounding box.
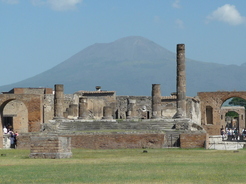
[17,132,209,150]
[17,133,164,149]
[29,134,72,159]
[180,133,208,149]
[65,133,164,149]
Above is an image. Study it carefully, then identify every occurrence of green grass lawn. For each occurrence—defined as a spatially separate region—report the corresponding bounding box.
[0,148,246,184]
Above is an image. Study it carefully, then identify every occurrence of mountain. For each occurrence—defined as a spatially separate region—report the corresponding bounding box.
[1,36,246,96]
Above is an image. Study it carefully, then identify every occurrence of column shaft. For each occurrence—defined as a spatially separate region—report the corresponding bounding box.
[54,84,64,119]
[176,44,186,118]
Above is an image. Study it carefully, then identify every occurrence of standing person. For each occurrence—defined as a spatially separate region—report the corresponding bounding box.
[234,129,239,141]
[14,131,18,148]
[221,127,225,140]
[3,126,7,134]
[9,131,15,148]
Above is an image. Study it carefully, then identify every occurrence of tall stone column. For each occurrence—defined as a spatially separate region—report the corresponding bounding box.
[176,44,186,118]
[151,84,162,119]
[127,99,137,119]
[78,98,88,119]
[53,84,64,119]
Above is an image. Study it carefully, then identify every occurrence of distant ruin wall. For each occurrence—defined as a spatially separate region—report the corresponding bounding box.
[116,96,152,119]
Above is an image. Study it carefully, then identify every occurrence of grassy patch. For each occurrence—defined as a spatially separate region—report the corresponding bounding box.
[0,149,246,183]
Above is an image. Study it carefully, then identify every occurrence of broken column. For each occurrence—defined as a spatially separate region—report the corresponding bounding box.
[127,99,137,119]
[78,97,88,119]
[67,104,78,118]
[151,84,162,119]
[53,84,64,119]
[176,44,186,118]
[102,106,113,120]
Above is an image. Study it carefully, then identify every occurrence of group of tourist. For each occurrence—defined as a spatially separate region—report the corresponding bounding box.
[220,127,246,140]
[3,126,18,148]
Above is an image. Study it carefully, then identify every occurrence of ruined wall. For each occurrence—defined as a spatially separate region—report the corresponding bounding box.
[3,100,28,133]
[0,94,42,132]
[43,94,54,124]
[161,97,176,118]
[7,88,53,95]
[116,96,152,119]
[16,133,31,149]
[180,133,208,148]
[67,133,164,149]
[186,97,201,125]
[198,91,246,135]
[17,133,164,149]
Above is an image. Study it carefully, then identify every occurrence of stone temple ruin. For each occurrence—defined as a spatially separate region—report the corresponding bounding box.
[1,44,246,156]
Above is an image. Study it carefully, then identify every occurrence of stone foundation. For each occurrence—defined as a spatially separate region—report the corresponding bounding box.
[180,132,208,148]
[18,133,164,149]
[29,134,72,159]
[65,133,164,149]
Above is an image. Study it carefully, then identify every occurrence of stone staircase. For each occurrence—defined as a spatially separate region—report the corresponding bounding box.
[55,119,184,148]
[57,119,176,132]
[208,135,246,150]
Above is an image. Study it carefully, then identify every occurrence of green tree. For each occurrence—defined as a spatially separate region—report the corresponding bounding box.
[229,97,246,109]
[226,111,238,118]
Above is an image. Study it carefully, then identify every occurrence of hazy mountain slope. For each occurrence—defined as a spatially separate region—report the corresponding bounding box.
[1,36,246,96]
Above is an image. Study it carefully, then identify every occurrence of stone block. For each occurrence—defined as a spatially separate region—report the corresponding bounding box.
[29,134,72,159]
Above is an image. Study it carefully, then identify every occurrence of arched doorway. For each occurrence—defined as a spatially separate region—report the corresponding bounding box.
[2,99,28,133]
[0,93,43,148]
[221,97,246,133]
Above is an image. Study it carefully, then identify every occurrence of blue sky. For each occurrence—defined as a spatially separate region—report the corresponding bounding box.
[1,0,246,86]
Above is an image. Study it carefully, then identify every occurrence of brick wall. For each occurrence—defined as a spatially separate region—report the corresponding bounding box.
[17,133,164,149]
[29,134,72,159]
[16,133,32,149]
[65,133,164,149]
[180,133,208,148]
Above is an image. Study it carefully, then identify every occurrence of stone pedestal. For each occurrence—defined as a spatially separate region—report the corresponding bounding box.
[29,134,72,159]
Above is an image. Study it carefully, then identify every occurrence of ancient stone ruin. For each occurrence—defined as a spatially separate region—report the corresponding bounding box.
[1,44,246,154]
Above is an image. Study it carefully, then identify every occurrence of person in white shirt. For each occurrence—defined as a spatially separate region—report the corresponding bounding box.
[3,126,7,134]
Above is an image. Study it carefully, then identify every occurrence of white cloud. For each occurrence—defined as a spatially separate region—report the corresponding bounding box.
[30,0,83,11]
[1,0,19,4]
[172,0,181,9]
[175,19,184,29]
[207,4,246,25]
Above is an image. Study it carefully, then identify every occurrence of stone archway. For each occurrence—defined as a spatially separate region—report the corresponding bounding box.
[2,99,28,133]
[0,94,43,148]
[198,91,246,135]
[220,106,245,132]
